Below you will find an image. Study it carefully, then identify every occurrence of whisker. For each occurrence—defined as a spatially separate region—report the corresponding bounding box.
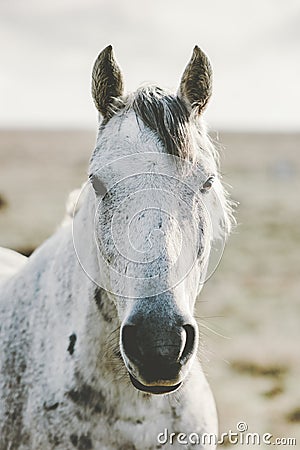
[198,321,231,340]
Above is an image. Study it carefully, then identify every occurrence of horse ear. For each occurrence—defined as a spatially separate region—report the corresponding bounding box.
[91,45,124,118]
[178,46,212,114]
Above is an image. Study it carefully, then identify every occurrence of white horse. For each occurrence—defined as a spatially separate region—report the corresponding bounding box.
[0,46,233,450]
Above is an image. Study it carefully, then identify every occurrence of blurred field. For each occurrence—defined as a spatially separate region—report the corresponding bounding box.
[0,130,300,448]
[200,132,300,448]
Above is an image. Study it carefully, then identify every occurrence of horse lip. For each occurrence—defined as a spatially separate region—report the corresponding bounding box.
[129,374,182,395]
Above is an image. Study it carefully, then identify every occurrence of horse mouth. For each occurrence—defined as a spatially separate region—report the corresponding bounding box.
[129,374,182,395]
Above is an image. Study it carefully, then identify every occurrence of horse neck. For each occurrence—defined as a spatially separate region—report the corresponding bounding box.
[68,187,121,384]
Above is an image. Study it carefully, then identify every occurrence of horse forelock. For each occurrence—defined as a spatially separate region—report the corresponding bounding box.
[131,86,192,160]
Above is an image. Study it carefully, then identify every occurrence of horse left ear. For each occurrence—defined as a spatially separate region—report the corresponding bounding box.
[178,46,212,114]
[92,45,124,118]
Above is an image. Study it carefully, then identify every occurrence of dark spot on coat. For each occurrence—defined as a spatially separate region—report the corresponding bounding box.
[94,288,114,323]
[43,401,59,411]
[70,434,78,446]
[171,405,180,420]
[75,410,84,421]
[68,333,77,355]
[48,432,60,446]
[66,381,106,414]
[71,433,93,450]
[78,434,93,450]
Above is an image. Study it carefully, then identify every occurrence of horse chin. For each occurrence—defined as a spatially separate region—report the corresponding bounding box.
[129,373,182,395]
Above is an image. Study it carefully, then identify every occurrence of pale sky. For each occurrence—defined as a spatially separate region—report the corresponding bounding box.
[0,0,299,130]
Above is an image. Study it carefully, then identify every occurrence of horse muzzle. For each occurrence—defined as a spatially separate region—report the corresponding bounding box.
[121,318,198,395]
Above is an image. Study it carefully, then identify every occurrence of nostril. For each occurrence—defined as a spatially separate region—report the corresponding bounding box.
[121,324,139,361]
[180,324,196,364]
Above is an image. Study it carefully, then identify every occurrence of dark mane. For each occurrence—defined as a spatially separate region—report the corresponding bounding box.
[129,86,194,160]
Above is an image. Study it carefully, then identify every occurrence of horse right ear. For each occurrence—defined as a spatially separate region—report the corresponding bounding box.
[178,46,212,114]
[91,45,124,118]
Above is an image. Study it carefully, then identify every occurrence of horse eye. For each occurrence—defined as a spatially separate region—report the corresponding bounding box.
[201,176,215,193]
[89,175,107,197]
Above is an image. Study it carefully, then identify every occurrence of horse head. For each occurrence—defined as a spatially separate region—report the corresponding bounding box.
[78,46,232,394]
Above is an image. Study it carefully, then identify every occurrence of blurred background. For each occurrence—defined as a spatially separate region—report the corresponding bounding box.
[1,0,299,447]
